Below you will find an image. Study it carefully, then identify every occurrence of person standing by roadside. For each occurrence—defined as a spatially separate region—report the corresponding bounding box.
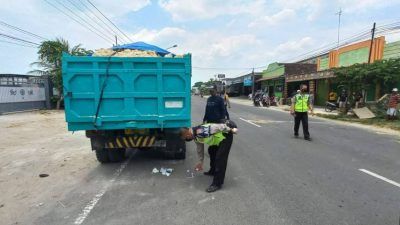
[328,91,337,103]
[290,84,313,141]
[202,87,226,177]
[337,90,348,114]
[387,88,399,120]
[354,91,363,109]
[223,92,231,120]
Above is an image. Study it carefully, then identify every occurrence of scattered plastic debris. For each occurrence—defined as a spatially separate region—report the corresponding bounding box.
[186,169,194,178]
[0,204,4,208]
[39,174,49,178]
[152,168,160,174]
[36,203,44,207]
[152,167,173,176]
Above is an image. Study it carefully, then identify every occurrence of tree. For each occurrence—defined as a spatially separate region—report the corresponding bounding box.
[193,81,204,88]
[29,38,93,109]
[333,58,400,97]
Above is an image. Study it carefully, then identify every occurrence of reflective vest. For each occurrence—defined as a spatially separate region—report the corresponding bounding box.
[294,94,309,112]
[195,124,226,146]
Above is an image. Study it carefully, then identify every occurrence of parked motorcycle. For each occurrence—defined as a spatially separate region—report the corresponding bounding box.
[261,94,269,107]
[325,101,338,112]
[269,96,278,106]
[253,91,263,107]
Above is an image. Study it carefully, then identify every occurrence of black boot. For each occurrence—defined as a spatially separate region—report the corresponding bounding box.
[204,170,215,176]
[206,185,221,193]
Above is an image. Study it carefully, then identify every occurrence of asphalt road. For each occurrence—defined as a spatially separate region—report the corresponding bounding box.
[33,96,400,225]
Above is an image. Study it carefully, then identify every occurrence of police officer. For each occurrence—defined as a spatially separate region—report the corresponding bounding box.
[290,84,314,141]
[202,87,226,177]
[181,120,238,192]
[203,87,226,124]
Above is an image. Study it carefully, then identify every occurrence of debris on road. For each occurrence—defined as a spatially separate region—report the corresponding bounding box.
[152,167,173,176]
[186,169,194,178]
[39,174,49,178]
[0,204,4,208]
[152,168,160,174]
[36,203,44,207]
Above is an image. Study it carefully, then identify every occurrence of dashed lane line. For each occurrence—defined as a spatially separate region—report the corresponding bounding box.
[239,117,261,127]
[359,168,400,188]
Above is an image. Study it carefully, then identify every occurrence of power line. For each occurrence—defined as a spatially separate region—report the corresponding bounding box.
[0,33,40,46]
[0,20,47,41]
[286,21,400,63]
[53,0,115,43]
[75,0,129,43]
[86,0,133,43]
[44,0,113,44]
[65,0,124,43]
[0,39,38,48]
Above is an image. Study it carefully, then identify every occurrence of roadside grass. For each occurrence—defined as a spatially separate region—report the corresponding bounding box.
[315,113,400,131]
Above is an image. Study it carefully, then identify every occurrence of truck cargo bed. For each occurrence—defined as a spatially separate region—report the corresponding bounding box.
[62,53,192,131]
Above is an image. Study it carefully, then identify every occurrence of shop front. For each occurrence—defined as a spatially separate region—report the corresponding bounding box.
[286,70,335,106]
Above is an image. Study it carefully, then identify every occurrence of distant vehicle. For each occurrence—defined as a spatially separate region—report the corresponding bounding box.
[192,87,200,95]
[62,53,191,163]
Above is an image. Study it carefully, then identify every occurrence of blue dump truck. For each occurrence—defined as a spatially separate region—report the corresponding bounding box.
[62,52,191,163]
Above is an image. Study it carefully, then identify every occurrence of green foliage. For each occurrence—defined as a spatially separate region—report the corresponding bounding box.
[29,38,93,93]
[193,81,204,87]
[333,58,400,93]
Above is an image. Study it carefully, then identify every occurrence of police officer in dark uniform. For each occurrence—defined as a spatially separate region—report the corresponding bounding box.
[202,87,226,177]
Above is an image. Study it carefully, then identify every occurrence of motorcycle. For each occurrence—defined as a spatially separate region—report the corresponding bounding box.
[253,91,263,107]
[261,94,269,107]
[269,96,278,106]
[325,101,338,112]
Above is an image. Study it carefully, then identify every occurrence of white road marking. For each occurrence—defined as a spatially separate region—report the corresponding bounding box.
[198,196,215,204]
[74,158,131,225]
[359,169,400,188]
[239,117,261,127]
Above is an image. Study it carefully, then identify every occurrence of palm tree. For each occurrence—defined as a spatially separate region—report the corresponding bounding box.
[30,38,93,109]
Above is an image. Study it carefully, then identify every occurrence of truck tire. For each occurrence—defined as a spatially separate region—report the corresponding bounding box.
[174,145,186,160]
[95,148,110,163]
[108,148,126,163]
[164,141,186,160]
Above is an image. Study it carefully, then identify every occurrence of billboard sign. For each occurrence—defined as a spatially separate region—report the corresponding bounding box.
[243,76,252,86]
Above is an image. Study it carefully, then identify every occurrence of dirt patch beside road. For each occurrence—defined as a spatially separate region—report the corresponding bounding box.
[0,110,97,225]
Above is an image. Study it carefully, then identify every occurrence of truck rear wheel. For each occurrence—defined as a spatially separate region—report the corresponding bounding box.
[95,148,110,163]
[163,141,186,160]
[174,146,186,160]
[108,148,126,163]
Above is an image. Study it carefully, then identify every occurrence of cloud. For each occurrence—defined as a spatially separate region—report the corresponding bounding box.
[130,27,187,49]
[248,9,296,28]
[84,0,151,17]
[337,0,400,13]
[274,37,314,60]
[158,0,267,21]
[273,0,322,21]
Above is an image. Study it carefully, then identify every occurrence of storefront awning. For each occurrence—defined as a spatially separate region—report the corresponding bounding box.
[286,70,335,83]
[256,75,284,82]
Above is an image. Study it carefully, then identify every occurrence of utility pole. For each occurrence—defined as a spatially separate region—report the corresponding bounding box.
[251,68,255,98]
[368,22,376,64]
[335,8,342,49]
[115,35,118,46]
